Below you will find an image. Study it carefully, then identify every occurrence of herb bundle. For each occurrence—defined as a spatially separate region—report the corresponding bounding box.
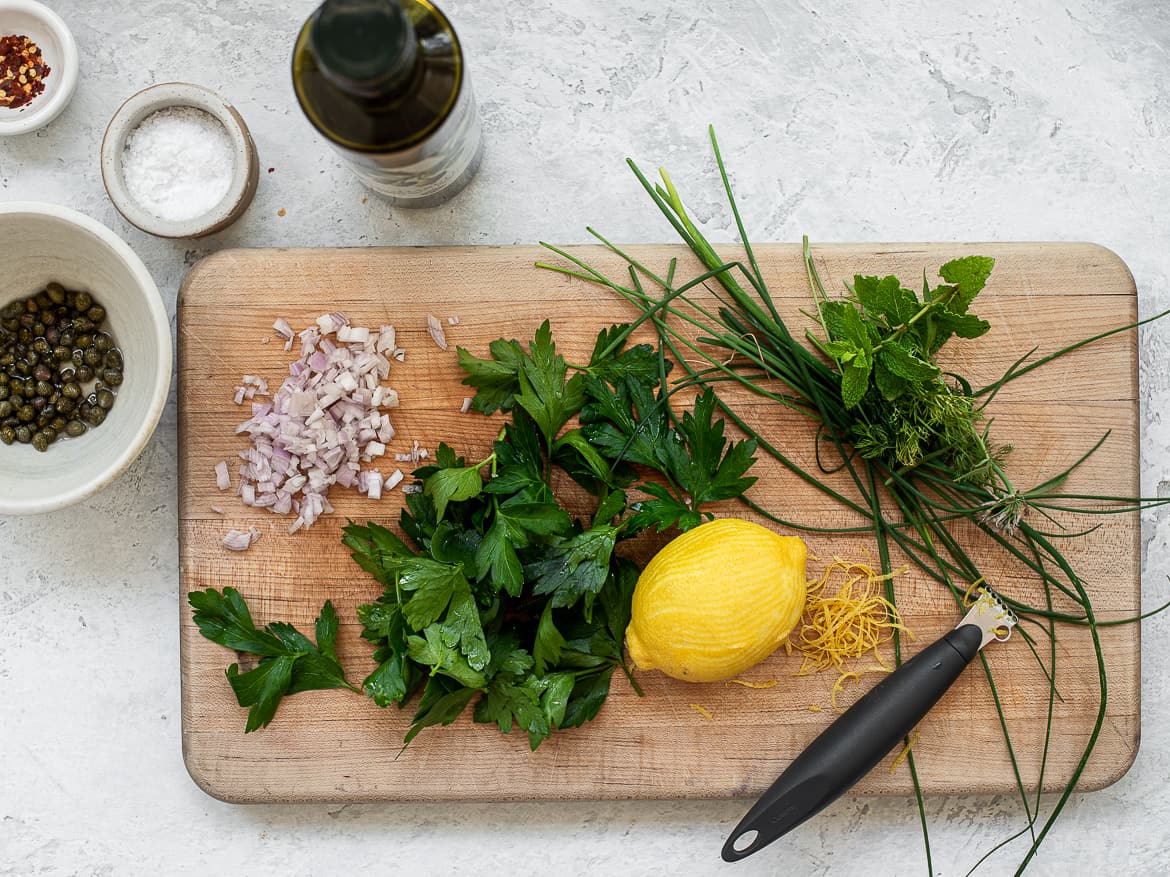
[192,319,758,748]
[539,127,1170,874]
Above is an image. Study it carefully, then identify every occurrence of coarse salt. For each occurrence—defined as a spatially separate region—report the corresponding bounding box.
[122,107,235,223]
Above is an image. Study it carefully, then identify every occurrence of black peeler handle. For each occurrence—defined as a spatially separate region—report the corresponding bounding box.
[722,623,984,862]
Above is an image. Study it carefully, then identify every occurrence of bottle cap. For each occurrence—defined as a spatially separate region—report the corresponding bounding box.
[310,0,417,93]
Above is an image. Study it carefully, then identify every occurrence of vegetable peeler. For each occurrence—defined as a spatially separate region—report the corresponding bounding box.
[722,586,1018,862]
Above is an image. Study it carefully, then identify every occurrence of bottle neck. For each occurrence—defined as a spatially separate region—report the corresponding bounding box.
[309,0,420,99]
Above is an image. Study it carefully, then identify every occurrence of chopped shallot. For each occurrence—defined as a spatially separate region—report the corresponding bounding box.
[222,528,261,551]
[215,461,230,490]
[426,314,448,351]
[460,397,473,413]
[447,315,460,326]
[228,314,405,532]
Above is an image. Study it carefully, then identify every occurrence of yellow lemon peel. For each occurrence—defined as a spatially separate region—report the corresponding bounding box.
[688,703,714,720]
[889,733,920,773]
[726,679,779,689]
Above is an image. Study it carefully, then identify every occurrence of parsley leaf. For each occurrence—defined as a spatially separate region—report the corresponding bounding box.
[525,525,618,610]
[533,602,567,675]
[514,320,586,443]
[405,676,478,746]
[190,588,353,732]
[424,448,487,520]
[457,337,526,414]
[586,324,663,385]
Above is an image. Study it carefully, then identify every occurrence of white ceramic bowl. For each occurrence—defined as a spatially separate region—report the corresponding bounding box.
[101,82,260,239]
[0,0,79,136]
[0,203,171,515]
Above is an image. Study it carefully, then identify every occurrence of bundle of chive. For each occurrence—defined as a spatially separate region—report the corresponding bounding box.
[539,127,1170,876]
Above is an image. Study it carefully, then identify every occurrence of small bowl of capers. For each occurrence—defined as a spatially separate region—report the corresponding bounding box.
[0,202,171,515]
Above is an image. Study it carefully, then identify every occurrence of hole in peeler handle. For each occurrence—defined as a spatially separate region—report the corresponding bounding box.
[722,828,761,861]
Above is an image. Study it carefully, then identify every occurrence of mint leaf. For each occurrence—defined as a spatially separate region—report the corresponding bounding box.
[840,360,871,408]
[939,255,995,314]
[879,341,940,382]
[872,355,909,401]
[855,274,920,326]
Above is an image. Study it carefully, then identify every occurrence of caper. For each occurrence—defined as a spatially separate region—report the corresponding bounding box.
[45,327,59,345]
[31,397,46,413]
[14,425,31,443]
[25,350,39,367]
[51,345,69,362]
[76,333,93,349]
[70,349,84,368]
[96,388,115,410]
[33,365,52,382]
[65,419,86,438]
[94,334,111,354]
[59,330,74,347]
[0,385,7,401]
[40,310,56,327]
[35,291,51,309]
[73,317,94,334]
[58,364,76,381]
[0,401,10,418]
[74,291,92,312]
[25,298,38,313]
[32,337,50,356]
[16,404,34,422]
[79,402,93,419]
[35,380,53,397]
[87,306,106,323]
[105,349,123,370]
[17,327,31,344]
[32,432,49,452]
[83,347,101,367]
[62,382,82,400]
[14,361,29,377]
[49,416,65,432]
[56,397,75,415]
[101,368,123,387]
[77,365,94,383]
[46,282,65,304]
[84,406,106,427]
[0,425,13,445]
[0,301,21,319]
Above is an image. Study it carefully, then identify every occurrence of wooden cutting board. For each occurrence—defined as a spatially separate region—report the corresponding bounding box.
[178,243,1140,803]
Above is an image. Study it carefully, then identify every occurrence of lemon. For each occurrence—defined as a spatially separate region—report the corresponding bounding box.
[625,518,807,682]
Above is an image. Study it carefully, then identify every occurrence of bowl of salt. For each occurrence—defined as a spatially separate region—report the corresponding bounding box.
[101,82,259,239]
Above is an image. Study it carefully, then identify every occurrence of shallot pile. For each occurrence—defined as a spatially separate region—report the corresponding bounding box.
[221,312,407,534]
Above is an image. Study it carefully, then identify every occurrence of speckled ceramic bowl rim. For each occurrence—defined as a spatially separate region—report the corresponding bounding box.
[0,0,80,136]
[0,202,172,515]
[100,82,259,239]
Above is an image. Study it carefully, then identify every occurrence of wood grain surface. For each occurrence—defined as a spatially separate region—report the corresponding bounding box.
[178,242,1140,803]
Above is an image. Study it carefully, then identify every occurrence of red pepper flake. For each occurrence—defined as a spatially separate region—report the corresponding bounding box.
[0,34,51,110]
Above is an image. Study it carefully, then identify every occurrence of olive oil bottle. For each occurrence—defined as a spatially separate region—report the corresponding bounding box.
[292,0,483,207]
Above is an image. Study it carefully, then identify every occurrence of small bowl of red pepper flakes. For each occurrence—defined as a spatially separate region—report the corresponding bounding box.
[0,0,78,136]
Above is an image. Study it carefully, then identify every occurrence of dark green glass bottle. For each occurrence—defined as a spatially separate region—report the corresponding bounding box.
[292,0,483,207]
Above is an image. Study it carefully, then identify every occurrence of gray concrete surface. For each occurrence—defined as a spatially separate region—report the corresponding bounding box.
[2,1,1169,874]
